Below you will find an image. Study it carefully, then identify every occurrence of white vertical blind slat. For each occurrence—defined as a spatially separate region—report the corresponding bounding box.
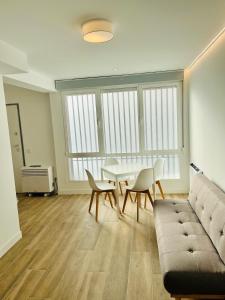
[143,86,178,151]
[102,89,139,154]
[66,93,99,154]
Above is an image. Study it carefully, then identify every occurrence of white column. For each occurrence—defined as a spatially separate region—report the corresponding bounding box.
[0,75,21,257]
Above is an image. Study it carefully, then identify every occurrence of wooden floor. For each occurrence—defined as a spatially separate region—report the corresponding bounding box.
[0,193,188,300]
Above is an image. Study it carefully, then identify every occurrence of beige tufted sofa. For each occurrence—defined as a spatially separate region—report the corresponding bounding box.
[154,174,225,300]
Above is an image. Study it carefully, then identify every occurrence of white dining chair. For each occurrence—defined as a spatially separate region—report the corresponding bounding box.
[86,169,116,222]
[103,158,118,184]
[154,158,165,199]
[122,168,154,222]
[104,158,132,198]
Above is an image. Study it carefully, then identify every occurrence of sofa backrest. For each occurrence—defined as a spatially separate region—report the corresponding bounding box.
[189,174,225,264]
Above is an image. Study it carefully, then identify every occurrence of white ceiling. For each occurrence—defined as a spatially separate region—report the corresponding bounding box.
[0,0,225,80]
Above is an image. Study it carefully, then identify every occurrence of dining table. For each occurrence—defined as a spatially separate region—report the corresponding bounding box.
[101,162,154,217]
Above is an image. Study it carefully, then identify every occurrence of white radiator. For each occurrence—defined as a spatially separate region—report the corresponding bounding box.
[21,166,54,193]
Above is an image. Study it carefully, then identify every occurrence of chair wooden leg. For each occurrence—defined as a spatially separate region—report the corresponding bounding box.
[156,180,165,199]
[119,182,123,195]
[108,192,113,208]
[122,190,129,213]
[146,190,153,207]
[129,191,133,202]
[152,183,156,200]
[125,181,133,202]
[134,193,137,202]
[111,190,117,207]
[144,194,147,208]
[137,193,140,222]
[89,190,95,212]
[96,192,99,222]
[139,193,142,208]
[105,192,108,200]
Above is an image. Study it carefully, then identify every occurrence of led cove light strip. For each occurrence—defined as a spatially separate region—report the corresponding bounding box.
[188,26,225,70]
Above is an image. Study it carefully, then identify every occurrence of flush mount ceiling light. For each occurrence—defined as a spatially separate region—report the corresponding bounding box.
[82,19,113,43]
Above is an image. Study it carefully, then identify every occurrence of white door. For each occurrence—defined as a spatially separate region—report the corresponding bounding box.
[6,104,25,193]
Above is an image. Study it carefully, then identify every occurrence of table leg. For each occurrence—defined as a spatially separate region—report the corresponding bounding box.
[115,179,122,217]
[153,170,156,201]
[152,183,156,201]
[101,169,106,205]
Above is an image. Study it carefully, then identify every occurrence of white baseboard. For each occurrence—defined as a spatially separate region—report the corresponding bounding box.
[0,230,22,258]
[59,188,90,195]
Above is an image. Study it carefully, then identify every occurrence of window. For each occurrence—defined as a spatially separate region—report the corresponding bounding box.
[64,82,181,181]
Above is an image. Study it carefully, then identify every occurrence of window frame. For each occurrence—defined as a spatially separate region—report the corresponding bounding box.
[62,81,183,180]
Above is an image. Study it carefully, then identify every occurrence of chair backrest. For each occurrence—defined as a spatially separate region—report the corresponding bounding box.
[85,169,98,190]
[104,158,119,166]
[154,158,164,181]
[189,174,225,265]
[132,168,154,191]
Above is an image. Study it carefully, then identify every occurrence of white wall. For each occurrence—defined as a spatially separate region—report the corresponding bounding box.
[189,33,225,190]
[4,84,56,169]
[0,76,21,257]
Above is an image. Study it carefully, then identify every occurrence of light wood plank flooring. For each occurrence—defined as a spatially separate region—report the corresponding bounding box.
[0,193,188,300]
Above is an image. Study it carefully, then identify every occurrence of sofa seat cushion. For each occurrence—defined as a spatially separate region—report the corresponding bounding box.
[154,199,225,295]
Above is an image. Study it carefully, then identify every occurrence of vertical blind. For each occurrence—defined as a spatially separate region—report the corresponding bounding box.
[102,90,139,154]
[66,94,99,153]
[64,83,181,180]
[143,87,178,150]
